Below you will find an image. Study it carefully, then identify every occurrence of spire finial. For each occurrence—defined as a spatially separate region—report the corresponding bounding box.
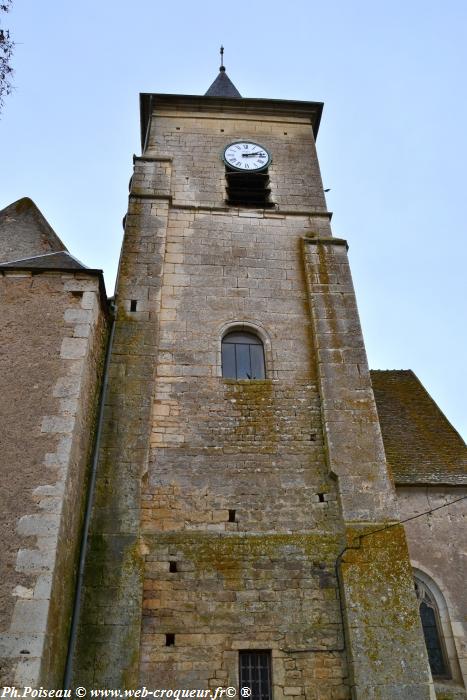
[205,47,241,97]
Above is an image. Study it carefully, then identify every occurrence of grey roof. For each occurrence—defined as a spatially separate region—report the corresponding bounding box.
[371,370,467,485]
[0,250,87,270]
[0,197,68,264]
[205,68,241,98]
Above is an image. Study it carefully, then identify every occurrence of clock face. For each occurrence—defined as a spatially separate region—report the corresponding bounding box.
[223,141,271,172]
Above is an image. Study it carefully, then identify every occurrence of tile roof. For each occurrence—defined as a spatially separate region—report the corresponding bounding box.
[371,370,466,485]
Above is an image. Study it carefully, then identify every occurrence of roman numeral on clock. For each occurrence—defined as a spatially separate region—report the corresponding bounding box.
[224,142,270,171]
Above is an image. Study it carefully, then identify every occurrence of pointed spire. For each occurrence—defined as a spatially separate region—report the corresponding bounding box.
[205,46,241,98]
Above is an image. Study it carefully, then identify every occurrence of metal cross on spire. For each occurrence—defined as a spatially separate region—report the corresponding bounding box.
[205,46,241,97]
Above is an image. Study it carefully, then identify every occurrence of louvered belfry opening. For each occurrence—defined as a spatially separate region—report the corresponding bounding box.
[225,166,273,207]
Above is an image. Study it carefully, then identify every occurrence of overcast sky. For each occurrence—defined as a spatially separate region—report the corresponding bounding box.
[1,0,466,439]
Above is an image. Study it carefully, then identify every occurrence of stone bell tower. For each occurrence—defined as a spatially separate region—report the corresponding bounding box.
[71,57,435,699]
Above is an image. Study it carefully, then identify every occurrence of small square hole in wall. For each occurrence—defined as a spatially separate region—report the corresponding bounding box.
[284,132,288,135]
[220,129,224,132]
[176,127,180,130]
[317,493,325,502]
[165,633,175,646]
[130,300,137,312]
[169,561,177,573]
[228,509,236,523]
[71,291,83,299]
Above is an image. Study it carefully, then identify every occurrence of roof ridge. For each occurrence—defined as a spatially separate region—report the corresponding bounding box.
[4,250,69,265]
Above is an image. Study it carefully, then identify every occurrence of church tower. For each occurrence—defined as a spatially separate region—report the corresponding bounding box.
[71,58,436,699]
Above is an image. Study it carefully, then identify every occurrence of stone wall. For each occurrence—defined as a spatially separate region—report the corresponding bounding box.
[142,533,347,699]
[0,270,108,686]
[145,108,329,214]
[397,486,467,698]
[137,102,350,700]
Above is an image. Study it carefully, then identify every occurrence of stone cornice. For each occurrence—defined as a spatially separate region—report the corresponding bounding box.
[140,93,323,151]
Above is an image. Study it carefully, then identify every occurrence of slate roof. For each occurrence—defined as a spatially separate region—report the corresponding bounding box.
[371,370,467,485]
[205,68,242,98]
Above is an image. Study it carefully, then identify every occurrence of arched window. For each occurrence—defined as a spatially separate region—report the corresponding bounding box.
[414,577,451,679]
[221,331,265,380]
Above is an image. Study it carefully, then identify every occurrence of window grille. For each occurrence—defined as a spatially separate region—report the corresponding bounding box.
[239,651,272,700]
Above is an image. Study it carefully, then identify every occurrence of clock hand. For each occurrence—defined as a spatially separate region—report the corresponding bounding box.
[242,152,265,157]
